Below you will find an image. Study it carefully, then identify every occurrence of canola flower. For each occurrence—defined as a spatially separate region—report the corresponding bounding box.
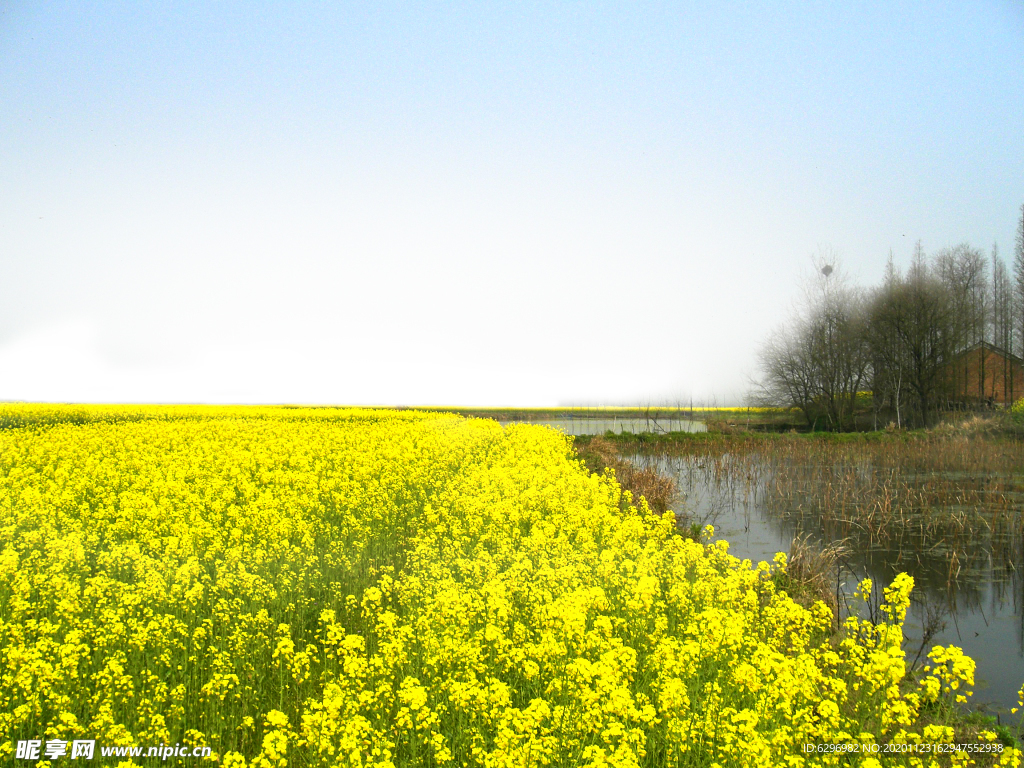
[0,405,1015,767]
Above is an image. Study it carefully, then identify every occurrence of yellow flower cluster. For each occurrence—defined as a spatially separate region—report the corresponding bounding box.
[0,405,1014,767]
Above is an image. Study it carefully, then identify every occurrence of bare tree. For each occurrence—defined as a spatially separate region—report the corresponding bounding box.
[756,254,871,431]
[867,253,907,426]
[809,268,871,431]
[934,242,988,403]
[867,243,957,427]
[992,243,1014,401]
[1014,205,1024,394]
[756,317,819,426]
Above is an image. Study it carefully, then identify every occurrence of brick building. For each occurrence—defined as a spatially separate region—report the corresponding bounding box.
[943,341,1024,407]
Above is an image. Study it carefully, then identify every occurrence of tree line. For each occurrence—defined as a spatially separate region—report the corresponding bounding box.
[756,205,1024,430]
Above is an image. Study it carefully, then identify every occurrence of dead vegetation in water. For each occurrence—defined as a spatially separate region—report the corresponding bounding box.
[622,430,1024,589]
[759,434,1024,584]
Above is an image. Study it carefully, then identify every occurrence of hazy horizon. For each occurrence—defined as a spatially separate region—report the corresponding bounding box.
[3,3,1022,406]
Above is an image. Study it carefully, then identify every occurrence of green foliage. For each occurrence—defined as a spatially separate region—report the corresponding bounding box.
[1011,397,1024,420]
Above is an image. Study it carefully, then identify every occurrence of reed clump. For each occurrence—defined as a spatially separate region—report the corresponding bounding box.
[780,533,850,621]
[931,413,1014,441]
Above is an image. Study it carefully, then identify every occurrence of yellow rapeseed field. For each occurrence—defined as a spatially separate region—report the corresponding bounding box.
[0,405,1014,767]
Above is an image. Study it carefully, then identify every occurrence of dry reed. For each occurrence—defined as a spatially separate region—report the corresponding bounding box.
[576,436,678,515]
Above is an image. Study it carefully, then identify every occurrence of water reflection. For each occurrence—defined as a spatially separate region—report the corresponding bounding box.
[629,448,1024,712]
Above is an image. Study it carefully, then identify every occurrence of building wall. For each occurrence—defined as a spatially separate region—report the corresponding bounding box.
[946,348,1024,406]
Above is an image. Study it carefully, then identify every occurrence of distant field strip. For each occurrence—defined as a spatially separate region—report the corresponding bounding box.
[0,406,1004,766]
[414,406,796,415]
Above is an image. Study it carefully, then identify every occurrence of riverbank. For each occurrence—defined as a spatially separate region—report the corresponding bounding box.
[573,429,1024,754]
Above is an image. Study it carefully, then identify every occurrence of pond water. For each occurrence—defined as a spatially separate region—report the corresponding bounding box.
[629,449,1024,715]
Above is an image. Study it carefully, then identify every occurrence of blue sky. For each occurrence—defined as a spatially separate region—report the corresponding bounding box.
[2,2,1022,404]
